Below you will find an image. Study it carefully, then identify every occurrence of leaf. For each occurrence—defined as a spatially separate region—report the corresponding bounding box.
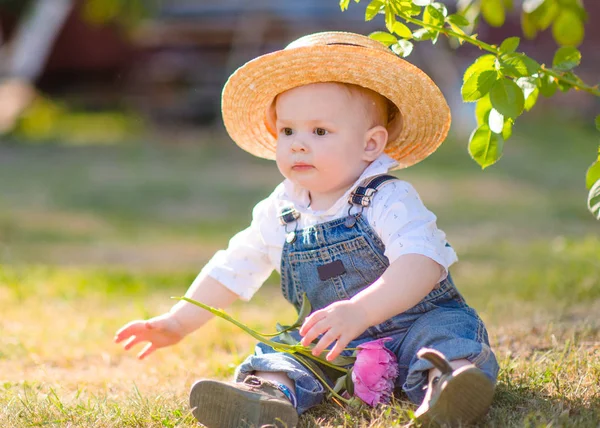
[502,117,514,140]
[596,115,600,132]
[586,160,600,190]
[481,0,505,27]
[499,53,540,78]
[490,79,525,119]
[462,70,499,102]
[385,4,395,32]
[333,374,347,393]
[552,9,584,46]
[552,46,581,71]
[516,77,540,111]
[345,367,355,396]
[463,55,497,83]
[469,124,504,169]
[539,74,558,97]
[340,0,350,11]
[521,12,537,39]
[587,179,600,220]
[499,37,520,53]
[488,108,504,134]
[424,4,445,27]
[475,95,493,125]
[412,28,433,41]
[392,21,413,39]
[278,330,299,345]
[447,13,469,26]
[528,0,559,30]
[524,86,539,111]
[369,31,398,47]
[365,0,384,21]
[295,293,312,327]
[391,40,414,57]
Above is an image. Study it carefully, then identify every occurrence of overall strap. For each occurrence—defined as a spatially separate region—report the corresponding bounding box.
[348,174,397,207]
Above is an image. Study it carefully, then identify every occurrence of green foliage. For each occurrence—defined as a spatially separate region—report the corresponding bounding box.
[468,124,504,168]
[348,0,599,218]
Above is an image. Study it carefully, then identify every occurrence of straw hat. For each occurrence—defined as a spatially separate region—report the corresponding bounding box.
[221,31,451,169]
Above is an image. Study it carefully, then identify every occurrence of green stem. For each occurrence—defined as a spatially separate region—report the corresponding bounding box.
[293,354,351,405]
[395,10,600,97]
[175,297,348,373]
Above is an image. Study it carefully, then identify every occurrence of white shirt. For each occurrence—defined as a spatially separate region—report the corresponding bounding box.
[199,154,458,301]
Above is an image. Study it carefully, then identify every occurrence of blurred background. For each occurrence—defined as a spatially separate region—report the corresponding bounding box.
[0,0,598,268]
[1,1,599,426]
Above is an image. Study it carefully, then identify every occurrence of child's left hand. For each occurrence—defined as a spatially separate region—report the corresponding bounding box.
[299,300,369,362]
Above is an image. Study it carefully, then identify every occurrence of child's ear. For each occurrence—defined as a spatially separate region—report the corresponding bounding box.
[363,125,388,162]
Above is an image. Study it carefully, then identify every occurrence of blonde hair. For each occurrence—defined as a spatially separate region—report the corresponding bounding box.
[336,82,398,128]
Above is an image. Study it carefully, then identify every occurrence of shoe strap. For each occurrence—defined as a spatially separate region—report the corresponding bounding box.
[417,348,453,375]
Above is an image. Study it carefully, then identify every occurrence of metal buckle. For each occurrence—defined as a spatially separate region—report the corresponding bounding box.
[278,207,300,225]
[348,187,377,207]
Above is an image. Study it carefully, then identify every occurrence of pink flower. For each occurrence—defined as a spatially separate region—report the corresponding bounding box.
[351,338,398,407]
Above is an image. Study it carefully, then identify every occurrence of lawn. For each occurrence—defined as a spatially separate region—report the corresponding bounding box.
[1,115,599,427]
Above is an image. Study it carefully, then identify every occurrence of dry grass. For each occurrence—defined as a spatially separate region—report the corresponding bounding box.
[1,117,600,426]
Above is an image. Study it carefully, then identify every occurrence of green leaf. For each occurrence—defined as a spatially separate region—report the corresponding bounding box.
[392,21,413,39]
[516,77,540,111]
[521,12,538,39]
[424,4,445,26]
[524,86,539,111]
[295,293,312,327]
[481,0,505,27]
[391,40,414,57]
[340,0,350,11]
[475,95,493,125]
[499,53,540,78]
[586,160,600,190]
[412,28,433,41]
[365,0,384,21]
[333,374,347,393]
[502,117,514,140]
[499,37,520,53]
[587,179,600,220]
[462,70,499,102]
[539,73,558,97]
[463,55,497,83]
[345,367,355,395]
[527,0,559,30]
[385,4,395,32]
[552,46,581,71]
[369,31,397,47]
[447,13,469,26]
[552,9,584,46]
[596,115,600,132]
[469,124,504,169]
[490,79,525,118]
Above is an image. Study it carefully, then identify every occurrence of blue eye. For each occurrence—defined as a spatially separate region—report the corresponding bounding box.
[314,128,328,136]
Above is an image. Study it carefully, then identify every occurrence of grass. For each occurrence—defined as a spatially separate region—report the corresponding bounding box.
[1,115,599,426]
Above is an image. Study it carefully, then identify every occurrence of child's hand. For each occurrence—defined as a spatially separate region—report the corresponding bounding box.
[299,300,369,362]
[114,313,186,359]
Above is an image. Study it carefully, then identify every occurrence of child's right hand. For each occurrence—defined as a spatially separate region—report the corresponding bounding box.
[114,313,186,359]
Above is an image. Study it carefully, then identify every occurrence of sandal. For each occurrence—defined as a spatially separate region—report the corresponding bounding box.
[414,348,494,427]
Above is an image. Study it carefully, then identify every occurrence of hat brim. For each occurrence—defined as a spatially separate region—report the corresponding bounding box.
[222,44,451,169]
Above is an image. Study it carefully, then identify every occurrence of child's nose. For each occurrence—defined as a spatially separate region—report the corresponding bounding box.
[290,136,308,152]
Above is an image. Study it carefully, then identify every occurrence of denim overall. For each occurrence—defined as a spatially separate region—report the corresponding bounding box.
[236,175,499,414]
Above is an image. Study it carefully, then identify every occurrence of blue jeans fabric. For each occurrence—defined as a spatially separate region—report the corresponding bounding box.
[235,214,498,415]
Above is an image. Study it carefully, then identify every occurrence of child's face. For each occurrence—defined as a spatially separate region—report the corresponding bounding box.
[274,82,386,202]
